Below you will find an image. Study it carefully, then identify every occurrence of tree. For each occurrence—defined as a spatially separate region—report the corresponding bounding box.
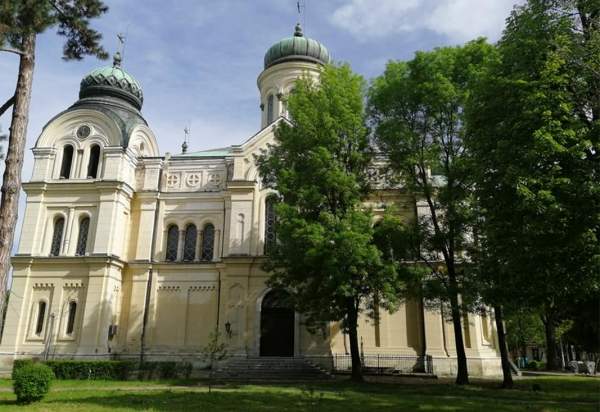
[465,0,600,371]
[368,40,496,385]
[0,1,109,332]
[201,329,228,393]
[256,65,405,382]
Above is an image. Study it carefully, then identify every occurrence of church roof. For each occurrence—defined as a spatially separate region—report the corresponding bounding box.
[179,146,233,157]
[264,23,331,70]
[79,52,144,110]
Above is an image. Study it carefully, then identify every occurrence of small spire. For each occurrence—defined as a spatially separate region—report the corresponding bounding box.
[113,51,122,68]
[294,23,303,37]
[182,126,190,154]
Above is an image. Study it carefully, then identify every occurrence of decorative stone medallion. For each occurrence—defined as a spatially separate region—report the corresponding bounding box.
[76,125,91,139]
[186,173,201,188]
[166,173,180,188]
[207,173,222,187]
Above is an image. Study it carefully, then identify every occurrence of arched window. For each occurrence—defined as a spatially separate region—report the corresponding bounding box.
[66,301,77,335]
[60,145,74,179]
[264,196,277,254]
[165,225,179,261]
[267,94,274,124]
[183,224,197,261]
[201,223,215,261]
[35,301,46,335]
[87,145,100,179]
[50,217,65,256]
[75,217,90,256]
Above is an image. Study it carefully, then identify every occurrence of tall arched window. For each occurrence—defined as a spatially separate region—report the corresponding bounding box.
[60,145,74,179]
[87,145,101,178]
[66,301,77,335]
[75,217,90,256]
[267,94,274,124]
[35,301,46,335]
[201,223,215,261]
[165,225,179,261]
[50,217,65,256]
[183,224,197,261]
[264,196,277,254]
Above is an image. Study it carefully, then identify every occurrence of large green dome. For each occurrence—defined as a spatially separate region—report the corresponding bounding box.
[264,24,331,70]
[79,52,144,110]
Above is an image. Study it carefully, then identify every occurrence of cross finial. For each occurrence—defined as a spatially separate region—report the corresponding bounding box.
[115,32,126,67]
[296,1,306,34]
[182,126,190,154]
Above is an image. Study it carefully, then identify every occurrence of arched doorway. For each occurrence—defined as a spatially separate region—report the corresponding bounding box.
[260,289,294,357]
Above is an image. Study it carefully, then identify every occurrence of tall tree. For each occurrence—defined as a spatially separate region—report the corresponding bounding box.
[257,65,405,382]
[465,0,600,370]
[0,1,108,330]
[369,40,496,385]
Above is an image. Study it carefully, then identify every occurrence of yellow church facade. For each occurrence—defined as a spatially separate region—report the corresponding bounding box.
[0,25,502,377]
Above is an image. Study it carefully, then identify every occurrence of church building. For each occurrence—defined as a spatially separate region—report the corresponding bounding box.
[0,24,502,376]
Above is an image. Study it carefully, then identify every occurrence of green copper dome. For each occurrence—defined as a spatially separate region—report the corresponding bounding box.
[264,24,331,70]
[79,52,144,110]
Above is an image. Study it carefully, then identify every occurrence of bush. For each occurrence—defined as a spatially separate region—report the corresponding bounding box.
[137,361,193,380]
[13,363,54,404]
[12,359,35,379]
[44,360,135,380]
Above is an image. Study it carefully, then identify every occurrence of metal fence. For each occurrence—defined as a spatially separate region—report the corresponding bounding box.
[304,354,433,375]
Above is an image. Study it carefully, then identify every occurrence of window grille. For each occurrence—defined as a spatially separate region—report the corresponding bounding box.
[75,217,90,256]
[166,225,179,261]
[183,224,197,261]
[264,196,277,254]
[201,223,215,261]
[50,217,65,256]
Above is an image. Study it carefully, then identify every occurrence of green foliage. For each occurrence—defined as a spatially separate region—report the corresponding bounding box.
[12,363,54,404]
[44,360,136,380]
[505,311,545,356]
[137,361,193,380]
[0,0,108,60]
[465,0,600,368]
[12,359,35,379]
[201,330,228,367]
[257,64,405,329]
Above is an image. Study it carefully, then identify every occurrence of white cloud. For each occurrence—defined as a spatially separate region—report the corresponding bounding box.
[331,0,522,43]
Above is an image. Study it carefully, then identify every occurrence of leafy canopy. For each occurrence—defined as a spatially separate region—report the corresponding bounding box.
[257,64,405,329]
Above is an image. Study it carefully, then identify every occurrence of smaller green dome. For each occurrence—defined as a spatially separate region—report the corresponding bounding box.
[264,23,331,70]
[79,53,144,109]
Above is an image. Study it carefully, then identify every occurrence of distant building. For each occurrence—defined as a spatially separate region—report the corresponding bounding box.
[0,24,501,376]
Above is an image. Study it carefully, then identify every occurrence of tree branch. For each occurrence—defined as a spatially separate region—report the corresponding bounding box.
[0,95,15,118]
[0,47,26,56]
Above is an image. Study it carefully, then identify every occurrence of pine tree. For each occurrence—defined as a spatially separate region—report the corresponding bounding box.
[0,1,109,332]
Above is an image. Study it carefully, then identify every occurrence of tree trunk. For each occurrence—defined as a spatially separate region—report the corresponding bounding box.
[347,300,363,382]
[493,305,513,388]
[543,317,558,370]
[448,268,469,385]
[0,34,36,334]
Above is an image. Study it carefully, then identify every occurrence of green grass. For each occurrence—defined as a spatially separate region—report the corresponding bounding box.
[0,376,597,411]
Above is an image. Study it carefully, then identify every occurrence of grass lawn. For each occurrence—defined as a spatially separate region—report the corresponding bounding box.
[0,375,597,411]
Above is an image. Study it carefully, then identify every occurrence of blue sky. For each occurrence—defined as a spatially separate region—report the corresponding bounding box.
[0,0,520,252]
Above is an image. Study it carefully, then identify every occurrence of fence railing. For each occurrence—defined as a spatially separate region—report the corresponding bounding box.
[303,354,433,375]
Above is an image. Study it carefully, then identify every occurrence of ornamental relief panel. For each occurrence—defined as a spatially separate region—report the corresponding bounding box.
[164,170,225,192]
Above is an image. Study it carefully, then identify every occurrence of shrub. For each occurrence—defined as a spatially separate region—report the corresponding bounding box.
[138,361,193,380]
[44,360,135,380]
[13,363,54,404]
[12,359,35,379]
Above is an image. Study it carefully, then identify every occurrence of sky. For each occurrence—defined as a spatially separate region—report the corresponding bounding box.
[0,0,521,253]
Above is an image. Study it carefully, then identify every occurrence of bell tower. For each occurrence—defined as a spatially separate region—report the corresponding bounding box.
[257,23,331,128]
